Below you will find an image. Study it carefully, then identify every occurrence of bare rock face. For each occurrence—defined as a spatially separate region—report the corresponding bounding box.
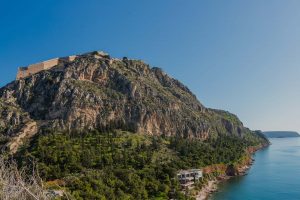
[0,93,37,152]
[0,51,268,152]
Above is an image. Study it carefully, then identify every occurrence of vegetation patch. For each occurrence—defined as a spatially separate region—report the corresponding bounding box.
[15,130,259,200]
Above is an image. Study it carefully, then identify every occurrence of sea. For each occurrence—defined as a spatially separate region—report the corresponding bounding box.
[209,138,300,200]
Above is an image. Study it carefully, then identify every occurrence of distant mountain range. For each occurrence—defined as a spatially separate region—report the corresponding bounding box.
[263,131,300,138]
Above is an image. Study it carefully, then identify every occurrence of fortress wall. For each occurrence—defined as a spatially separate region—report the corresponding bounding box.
[16,55,77,80]
[27,63,46,74]
[67,55,77,62]
[42,58,59,70]
[16,69,29,80]
[59,55,77,62]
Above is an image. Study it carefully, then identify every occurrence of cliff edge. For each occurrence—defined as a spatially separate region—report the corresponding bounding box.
[0,51,269,153]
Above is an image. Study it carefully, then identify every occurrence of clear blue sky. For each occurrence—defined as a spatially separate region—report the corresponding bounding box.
[1,0,300,132]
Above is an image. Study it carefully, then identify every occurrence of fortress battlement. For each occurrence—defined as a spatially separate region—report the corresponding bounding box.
[16,51,112,80]
[16,55,77,80]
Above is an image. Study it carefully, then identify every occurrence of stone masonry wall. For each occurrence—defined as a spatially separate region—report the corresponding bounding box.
[16,56,77,80]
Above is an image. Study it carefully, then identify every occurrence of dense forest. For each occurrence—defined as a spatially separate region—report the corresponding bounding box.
[15,130,264,200]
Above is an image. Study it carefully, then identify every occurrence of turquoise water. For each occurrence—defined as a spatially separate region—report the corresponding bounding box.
[210,138,300,200]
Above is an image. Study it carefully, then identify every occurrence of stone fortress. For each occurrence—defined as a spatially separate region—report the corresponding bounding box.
[16,51,111,80]
[16,56,77,80]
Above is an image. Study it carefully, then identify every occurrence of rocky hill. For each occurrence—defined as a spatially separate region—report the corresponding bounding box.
[0,51,268,153]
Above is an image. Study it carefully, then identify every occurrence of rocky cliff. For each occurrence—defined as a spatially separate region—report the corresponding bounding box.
[0,51,268,152]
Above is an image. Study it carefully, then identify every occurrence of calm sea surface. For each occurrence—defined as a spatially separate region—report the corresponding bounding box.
[210,138,300,200]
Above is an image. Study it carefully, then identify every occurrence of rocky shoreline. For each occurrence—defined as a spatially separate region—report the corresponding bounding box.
[195,144,268,200]
[195,179,218,200]
[195,159,253,200]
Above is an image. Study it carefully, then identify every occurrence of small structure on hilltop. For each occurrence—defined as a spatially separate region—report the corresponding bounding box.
[177,169,203,189]
[16,56,77,80]
[16,51,113,80]
[15,51,124,80]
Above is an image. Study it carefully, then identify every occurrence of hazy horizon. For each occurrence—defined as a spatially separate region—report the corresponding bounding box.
[1,0,300,132]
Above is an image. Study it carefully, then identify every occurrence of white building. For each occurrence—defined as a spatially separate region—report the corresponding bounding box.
[177,169,203,188]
